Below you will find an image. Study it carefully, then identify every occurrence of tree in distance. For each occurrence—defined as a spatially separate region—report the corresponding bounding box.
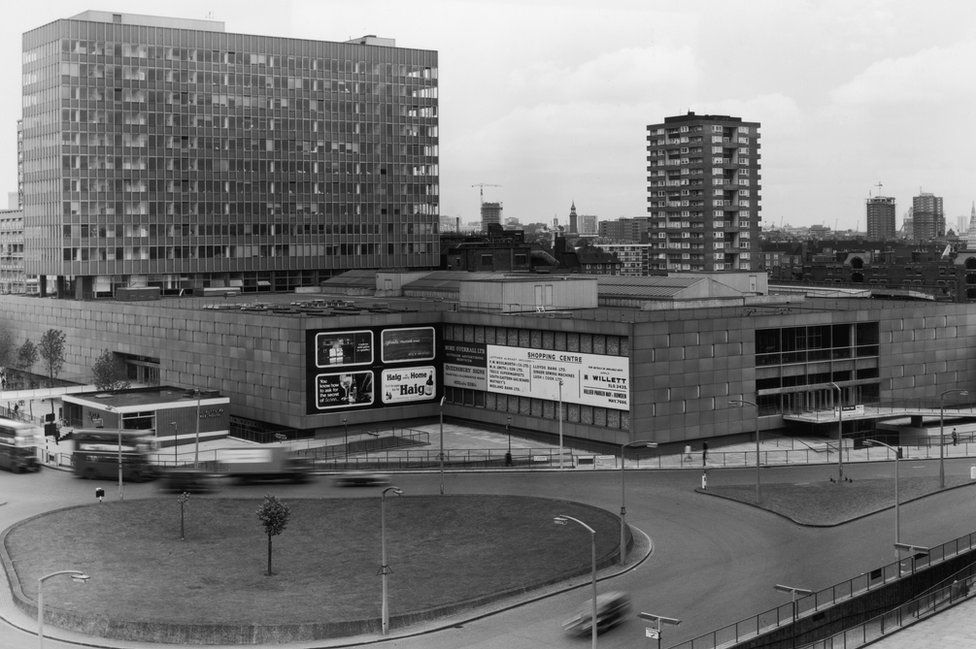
[16,338,37,385]
[91,349,131,391]
[256,495,291,576]
[38,329,66,388]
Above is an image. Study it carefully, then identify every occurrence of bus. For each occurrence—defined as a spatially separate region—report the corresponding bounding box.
[71,429,157,482]
[0,417,42,473]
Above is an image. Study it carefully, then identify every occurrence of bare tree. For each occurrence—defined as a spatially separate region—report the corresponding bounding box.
[256,495,291,575]
[91,349,131,391]
[38,329,66,388]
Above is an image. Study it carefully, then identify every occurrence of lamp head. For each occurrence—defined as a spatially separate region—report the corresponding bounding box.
[553,515,568,526]
[71,573,91,583]
[384,486,403,497]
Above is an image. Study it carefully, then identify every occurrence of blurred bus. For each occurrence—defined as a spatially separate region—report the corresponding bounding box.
[71,429,157,481]
[0,417,42,473]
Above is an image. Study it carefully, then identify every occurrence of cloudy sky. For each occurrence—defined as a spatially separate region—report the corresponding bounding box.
[4,1,975,230]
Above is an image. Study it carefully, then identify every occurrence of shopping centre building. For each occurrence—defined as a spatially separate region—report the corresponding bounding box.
[2,271,973,448]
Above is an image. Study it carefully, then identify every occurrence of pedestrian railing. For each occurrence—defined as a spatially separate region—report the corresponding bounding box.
[668,531,976,649]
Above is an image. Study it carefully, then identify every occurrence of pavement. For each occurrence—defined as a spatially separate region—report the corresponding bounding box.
[9,410,976,648]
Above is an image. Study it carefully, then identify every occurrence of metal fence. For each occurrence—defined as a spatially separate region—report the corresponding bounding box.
[669,531,976,649]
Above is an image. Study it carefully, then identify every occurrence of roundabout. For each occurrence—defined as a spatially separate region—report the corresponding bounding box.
[2,494,625,644]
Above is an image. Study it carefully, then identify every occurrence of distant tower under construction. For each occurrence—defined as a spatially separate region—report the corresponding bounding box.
[481,202,503,231]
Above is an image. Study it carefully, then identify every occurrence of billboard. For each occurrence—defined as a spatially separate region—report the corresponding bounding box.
[306,325,439,414]
[381,327,436,363]
[443,342,629,410]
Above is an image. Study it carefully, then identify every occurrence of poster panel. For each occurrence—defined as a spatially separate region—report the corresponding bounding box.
[314,371,375,410]
[315,330,373,368]
[381,327,436,363]
[380,366,437,404]
[443,342,487,390]
[485,345,630,410]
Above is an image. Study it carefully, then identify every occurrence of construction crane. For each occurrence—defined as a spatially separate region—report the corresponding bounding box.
[471,183,501,205]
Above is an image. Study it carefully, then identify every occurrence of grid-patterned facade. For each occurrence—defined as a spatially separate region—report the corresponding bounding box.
[912,192,945,241]
[646,112,761,272]
[21,11,439,297]
[865,196,896,240]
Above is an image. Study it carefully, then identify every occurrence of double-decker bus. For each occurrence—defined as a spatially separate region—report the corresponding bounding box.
[71,429,157,482]
[0,417,42,473]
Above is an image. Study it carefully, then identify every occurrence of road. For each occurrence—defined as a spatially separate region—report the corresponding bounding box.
[2,457,976,648]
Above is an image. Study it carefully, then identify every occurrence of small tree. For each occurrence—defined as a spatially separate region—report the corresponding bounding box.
[16,339,37,378]
[0,327,15,369]
[38,329,67,388]
[256,495,291,576]
[91,349,131,391]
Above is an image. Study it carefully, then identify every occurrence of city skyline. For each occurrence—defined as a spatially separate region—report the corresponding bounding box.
[2,0,975,230]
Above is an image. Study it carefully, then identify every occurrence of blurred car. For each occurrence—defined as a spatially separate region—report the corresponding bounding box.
[562,591,631,637]
[333,471,392,487]
[158,468,217,493]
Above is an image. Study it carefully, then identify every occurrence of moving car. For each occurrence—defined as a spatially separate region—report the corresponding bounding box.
[333,471,392,487]
[562,591,632,636]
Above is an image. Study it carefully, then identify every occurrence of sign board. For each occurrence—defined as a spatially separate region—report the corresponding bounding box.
[443,342,629,411]
[646,627,660,639]
[381,366,436,404]
[594,455,617,469]
[306,325,440,414]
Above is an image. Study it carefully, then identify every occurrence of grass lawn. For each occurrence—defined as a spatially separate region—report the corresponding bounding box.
[5,495,620,630]
[705,475,976,525]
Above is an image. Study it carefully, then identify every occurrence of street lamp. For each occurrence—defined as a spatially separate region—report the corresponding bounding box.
[939,389,969,489]
[557,378,564,470]
[619,440,657,565]
[894,542,929,576]
[37,570,90,649]
[774,583,813,649]
[554,515,597,649]
[380,486,402,635]
[342,417,348,452]
[103,405,123,500]
[637,612,681,649]
[194,388,201,469]
[864,439,901,546]
[438,396,445,495]
[729,399,761,503]
[170,421,178,465]
[828,382,844,482]
[506,416,512,455]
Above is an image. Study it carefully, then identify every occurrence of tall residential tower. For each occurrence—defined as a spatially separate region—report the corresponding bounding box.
[912,192,945,241]
[646,112,761,272]
[865,195,896,240]
[22,11,439,298]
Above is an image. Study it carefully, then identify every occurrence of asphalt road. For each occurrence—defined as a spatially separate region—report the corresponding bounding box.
[2,457,976,648]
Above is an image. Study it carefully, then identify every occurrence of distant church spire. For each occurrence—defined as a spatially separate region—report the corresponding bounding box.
[569,201,578,234]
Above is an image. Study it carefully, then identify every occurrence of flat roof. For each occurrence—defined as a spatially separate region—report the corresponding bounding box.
[62,386,226,411]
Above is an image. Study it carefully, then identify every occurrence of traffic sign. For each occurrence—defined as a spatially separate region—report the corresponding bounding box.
[646,627,660,639]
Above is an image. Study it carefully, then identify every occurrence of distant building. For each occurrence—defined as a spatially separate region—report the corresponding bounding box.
[0,209,34,294]
[597,243,656,276]
[481,202,503,231]
[865,196,896,240]
[912,192,945,241]
[441,224,538,272]
[965,203,976,250]
[579,214,598,235]
[597,217,652,242]
[568,202,578,234]
[646,111,761,272]
[552,237,621,274]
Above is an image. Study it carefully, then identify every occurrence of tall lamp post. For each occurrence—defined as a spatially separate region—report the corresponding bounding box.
[170,421,178,466]
[505,416,512,466]
[342,417,348,451]
[380,486,402,635]
[554,515,597,649]
[557,378,564,469]
[637,612,681,649]
[619,440,657,564]
[774,583,813,649]
[38,570,90,649]
[729,399,761,503]
[939,389,969,489]
[438,396,445,495]
[193,388,201,469]
[864,439,901,546]
[828,382,843,481]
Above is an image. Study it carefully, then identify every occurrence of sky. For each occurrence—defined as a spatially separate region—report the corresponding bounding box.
[3,0,975,231]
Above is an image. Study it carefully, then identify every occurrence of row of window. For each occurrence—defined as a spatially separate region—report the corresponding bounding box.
[61,241,434,261]
[61,221,437,238]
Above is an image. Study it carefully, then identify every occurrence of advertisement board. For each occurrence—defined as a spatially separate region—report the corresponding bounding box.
[314,330,373,368]
[306,325,439,414]
[381,366,436,404]
[314,371,375,410]
[444,342,629,410]
[381,327,436,363]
